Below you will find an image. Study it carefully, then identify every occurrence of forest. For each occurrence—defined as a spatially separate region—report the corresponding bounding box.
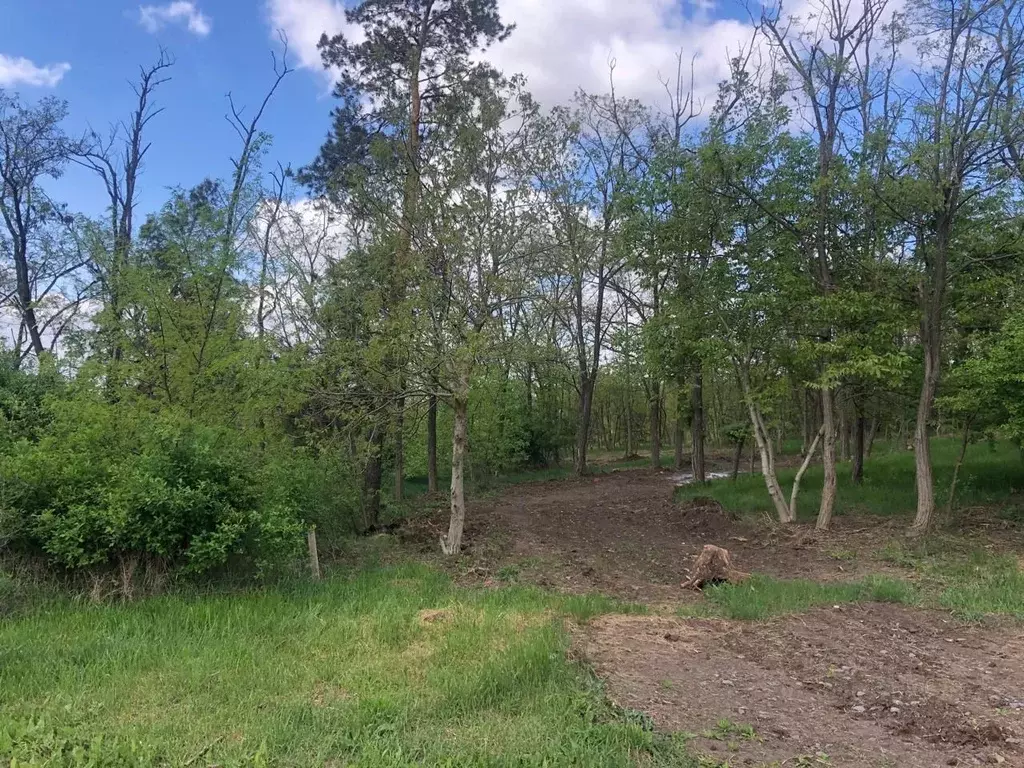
[3,0,1024,765]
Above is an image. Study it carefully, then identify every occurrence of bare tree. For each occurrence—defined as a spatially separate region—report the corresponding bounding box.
[0,92,87,364]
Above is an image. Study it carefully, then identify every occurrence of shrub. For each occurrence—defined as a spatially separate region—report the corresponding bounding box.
[0,398,305,586]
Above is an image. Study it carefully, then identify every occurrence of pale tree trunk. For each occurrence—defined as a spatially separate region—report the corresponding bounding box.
[442,368,470,556]
[816,388,838,530]
[426,393,438,493]
[791,426,824,521]
[910,329,941,533]
[739,368,791,522]
[691,372,706,483]
[649,381,662,468]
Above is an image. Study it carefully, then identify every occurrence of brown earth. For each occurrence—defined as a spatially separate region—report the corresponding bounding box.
[393,467,1024,767]
[580,607,1024,767]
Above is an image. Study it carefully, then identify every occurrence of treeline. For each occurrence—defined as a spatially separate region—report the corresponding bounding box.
[2,0,1024,592]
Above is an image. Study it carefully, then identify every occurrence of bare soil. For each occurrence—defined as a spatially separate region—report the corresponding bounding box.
[394,467,1024,766]
[580,607,1024,766]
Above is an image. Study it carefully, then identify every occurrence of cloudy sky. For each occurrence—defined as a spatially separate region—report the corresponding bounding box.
[4,0,760,216]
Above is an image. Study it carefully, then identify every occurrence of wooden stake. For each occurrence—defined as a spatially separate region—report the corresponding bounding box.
[307,528,321,581]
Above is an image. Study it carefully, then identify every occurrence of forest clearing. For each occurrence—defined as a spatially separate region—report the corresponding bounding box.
[5,0,1024,764]
[5,439,1024,767]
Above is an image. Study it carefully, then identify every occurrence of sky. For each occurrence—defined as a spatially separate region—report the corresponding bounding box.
[2,0,762,219]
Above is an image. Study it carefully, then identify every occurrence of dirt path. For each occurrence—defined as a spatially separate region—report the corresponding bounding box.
[399,468,1024,766]
[455,468,906,603]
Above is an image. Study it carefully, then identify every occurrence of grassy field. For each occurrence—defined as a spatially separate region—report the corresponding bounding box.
[676,438,1024,521]
[0,565,695,768]
[3,439,1024,767]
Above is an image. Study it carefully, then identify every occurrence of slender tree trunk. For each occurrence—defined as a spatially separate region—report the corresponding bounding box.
[427,393,438,493]
[575,377,594,475]
[624,392,634,458]
[851,410,866,485]
[394,394,405,501]
[361,424,385,532]
[866,417,878,458]
[649,381,662,469]
[816,388,838,531]
[739,368,790,522]
[791,426,824,521]
[946,416,973,514]
[911,309,942,534]
[673,392,684,471]
[691,372,706,483]
[442,369,470,556]
[731,436,745,481]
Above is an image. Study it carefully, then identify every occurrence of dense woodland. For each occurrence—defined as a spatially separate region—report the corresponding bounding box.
[2,0,1024,591]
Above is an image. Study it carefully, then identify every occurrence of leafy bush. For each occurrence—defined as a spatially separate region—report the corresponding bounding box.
[0,398,305,583]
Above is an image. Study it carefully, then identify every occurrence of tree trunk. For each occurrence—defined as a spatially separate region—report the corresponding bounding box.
[624,392,634,458]
[442,369,470,556]
[427,393,438,493]
[791,426,824,521]
[910,315,942,534]
[674,393,685,471]
[575,377,594,475]
[731,436,745,481]
[691,372,706,483]
[946,417,973,514]
[816,388,838,531]
[866,417,878,458]
[851,411,866,485]
[738,367,791,522]
[649,381,662,469]
[361,424,385,532]
[394,394,405,501]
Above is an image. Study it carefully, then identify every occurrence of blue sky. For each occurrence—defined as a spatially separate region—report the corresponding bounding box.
[2,0,760,219]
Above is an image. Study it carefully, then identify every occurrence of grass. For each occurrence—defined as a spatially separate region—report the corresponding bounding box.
[687,574,917,621]
[675,438,1024,522]
[0,564,693,768]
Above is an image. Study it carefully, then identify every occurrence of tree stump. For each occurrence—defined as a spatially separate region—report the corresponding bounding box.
[681,545,749,590]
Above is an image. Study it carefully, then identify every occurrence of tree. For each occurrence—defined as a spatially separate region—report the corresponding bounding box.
[0,92,86,364]
[310,0,512,512]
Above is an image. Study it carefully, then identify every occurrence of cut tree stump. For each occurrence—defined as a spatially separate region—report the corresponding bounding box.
[681,545,749,590]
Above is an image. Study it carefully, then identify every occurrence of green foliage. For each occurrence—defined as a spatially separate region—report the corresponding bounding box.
[0,397,305,577]
[0,565,693,767]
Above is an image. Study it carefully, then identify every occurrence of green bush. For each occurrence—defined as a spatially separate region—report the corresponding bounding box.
[0,398,305,581]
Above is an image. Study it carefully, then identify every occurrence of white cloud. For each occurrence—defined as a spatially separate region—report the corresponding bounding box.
[266,0,755,111]
[266,0,352,77]
[0,54,70,88]
[139,1,212,37]
[265,0,906,119]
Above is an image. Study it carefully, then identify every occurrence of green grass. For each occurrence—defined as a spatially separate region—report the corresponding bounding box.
[689,574,916,620]
[676,438,1024,522]
[0,564,693,768]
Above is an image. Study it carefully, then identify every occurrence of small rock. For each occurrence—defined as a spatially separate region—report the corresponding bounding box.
[852,705,866,713]
[856,691,866,697]
[989,754,1005,765]
[722,680,735,687]
[890,707,901,714]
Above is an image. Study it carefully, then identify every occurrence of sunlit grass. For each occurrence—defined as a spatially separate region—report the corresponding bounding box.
[0,564,687,767]
[675,438,1024,522]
